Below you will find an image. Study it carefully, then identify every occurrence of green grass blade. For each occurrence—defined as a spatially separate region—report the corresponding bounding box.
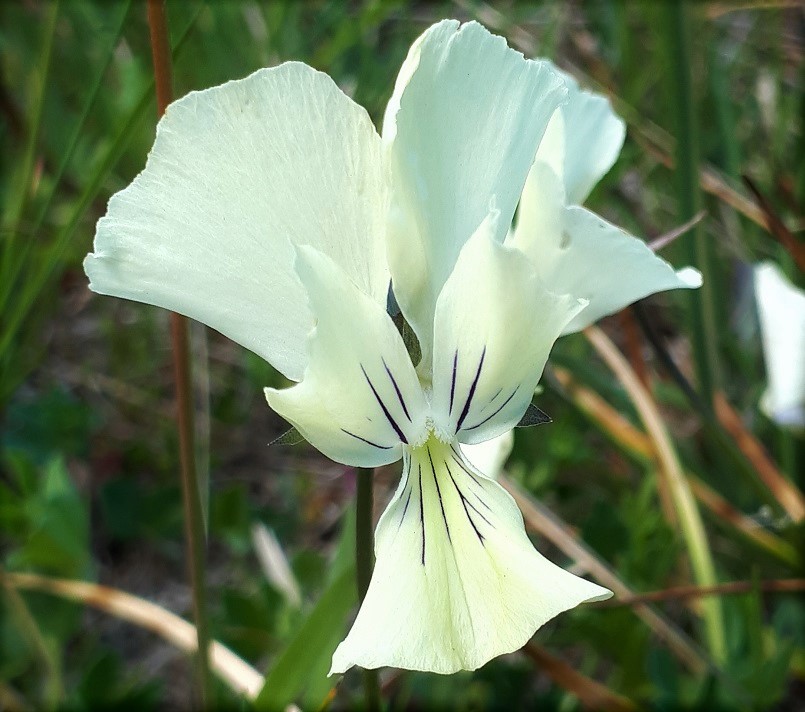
[31,1,133,232]
[661,1,721,402]
[255,508,357,711]
[0,8,203,400]
[0,0,60,290]
[0,1,132,312]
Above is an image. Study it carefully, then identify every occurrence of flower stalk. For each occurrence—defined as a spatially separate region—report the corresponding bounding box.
[355,467,381,710]
[146,0,213,705]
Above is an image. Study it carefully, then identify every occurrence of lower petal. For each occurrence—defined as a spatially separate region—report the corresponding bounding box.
[330,438,610,674]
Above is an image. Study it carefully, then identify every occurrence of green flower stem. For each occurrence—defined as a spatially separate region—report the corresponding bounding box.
[146,0,213,706]
[356,467,381,711]
[663,0,721,403]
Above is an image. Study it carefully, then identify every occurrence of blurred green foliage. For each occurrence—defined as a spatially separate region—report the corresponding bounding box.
[1,0,802,710]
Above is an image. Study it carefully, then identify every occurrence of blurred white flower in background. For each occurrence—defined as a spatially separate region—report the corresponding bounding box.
[754,262,805,430]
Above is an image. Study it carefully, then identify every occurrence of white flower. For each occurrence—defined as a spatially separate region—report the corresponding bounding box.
[509,70,702,330]
[754,262,805,429]
[461,431,514,479]
[85,20,700,674]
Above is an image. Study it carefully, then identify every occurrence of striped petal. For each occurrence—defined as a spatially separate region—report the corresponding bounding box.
[383,20,566,377]
[430,211,585,444]
[331,437,610,674]
[266,246,427,467]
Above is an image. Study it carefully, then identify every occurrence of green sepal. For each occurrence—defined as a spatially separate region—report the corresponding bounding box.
[516,403,552,427]
[270,426,306,446]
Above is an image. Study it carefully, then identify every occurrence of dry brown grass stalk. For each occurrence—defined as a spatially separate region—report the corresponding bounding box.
[3,571,263,700]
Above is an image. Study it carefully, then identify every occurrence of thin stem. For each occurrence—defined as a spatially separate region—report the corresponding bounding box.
[633,301,799,514]
[146,0,213,706]
[3,570,264,701]
[522,642,637,712]
[146,0,173,115]
[585,326,727,663]
[662,0,721,402]
[598,578,805,607]
[170,314,214,706]
[355,468,381,711]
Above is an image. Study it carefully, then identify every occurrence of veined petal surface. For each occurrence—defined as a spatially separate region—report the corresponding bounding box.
[431,213,586,443]
[754,262,805,428]
[266,246,427,467]
[331,438,611,674]
[536,72,626,206]
[510,165,701,334]
[382,20,567,374]
[85,62,388,382]
[461,431,514,480]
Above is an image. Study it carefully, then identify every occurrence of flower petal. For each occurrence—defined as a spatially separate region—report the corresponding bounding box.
[461,431,514,481]
[266,246,428,467]
[383,20,567,374]
[85,62,388,382]
[754,262,805,429]
[430,212,586,444]
[536,72,626,206]
[511,163,701,334]
[331,439,610,674]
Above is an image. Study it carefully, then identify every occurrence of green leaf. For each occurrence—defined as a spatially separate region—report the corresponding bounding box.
[255,565,356,710]
[5,456,91,579]
[255,507,357,711]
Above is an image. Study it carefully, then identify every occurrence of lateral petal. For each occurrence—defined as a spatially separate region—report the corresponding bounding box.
[266,246,427,467]
[330,439,610,674]
[383,20,566,375]
[430,213,585,444]
[510,164,701,334]
[85,62,388,382]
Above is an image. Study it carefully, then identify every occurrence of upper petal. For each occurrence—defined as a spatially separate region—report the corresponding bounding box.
[382,20,567,375]
[85,62,388,382]
[536,71,626,206]
[754,262,805,428]
[430,212,586,443]
[266,246,428,467]
[510,164,701,334]
[330,438,610,674]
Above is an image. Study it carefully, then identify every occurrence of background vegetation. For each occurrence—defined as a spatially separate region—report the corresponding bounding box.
[1,1,802,710]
